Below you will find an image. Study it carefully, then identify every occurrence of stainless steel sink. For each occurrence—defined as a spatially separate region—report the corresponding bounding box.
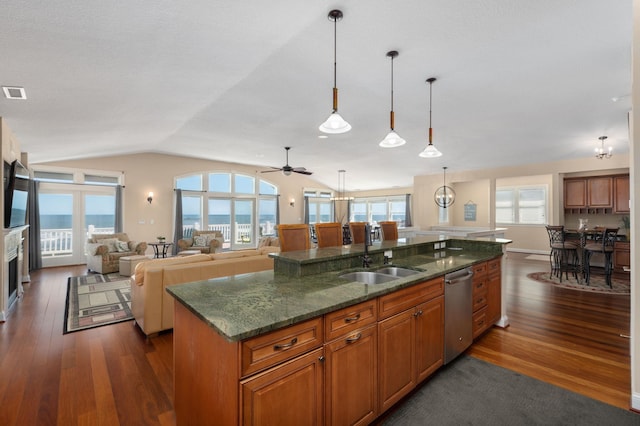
[375,267,421,277]
[339,271,399,285]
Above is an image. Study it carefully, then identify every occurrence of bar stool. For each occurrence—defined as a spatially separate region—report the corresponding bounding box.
[545,225,580,283]
[348,222,367,244]
[315,222,343,248]
[584,227,618,287]
[276,224,311,252]
[379,221,398,241]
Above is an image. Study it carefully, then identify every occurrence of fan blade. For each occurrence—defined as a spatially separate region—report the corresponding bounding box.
[261,168,282,173]
[293,168,313,175]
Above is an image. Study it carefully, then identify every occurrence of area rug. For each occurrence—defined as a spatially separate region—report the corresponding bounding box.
[63,273,133,334]
[526,271,630,295]
[381,356,639,425]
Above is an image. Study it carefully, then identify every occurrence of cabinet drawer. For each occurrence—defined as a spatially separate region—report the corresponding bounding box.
[241,317,323,377]
[472,307,488,338]
[472,289,488,312]
[472,262,487,278]
[324,299,377,341]
[472,277,487,296]
[487,257,501,277]
[378,277,444,320]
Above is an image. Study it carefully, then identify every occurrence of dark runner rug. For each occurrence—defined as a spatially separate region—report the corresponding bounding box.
[527,271,630,295]
[380,356,638,425]
[63,273,133,334]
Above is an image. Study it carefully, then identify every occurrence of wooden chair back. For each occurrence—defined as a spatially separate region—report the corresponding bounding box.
[315,222,343,248]
[349,222,367,244]
[276,224,311,252]
[379,221,398,241]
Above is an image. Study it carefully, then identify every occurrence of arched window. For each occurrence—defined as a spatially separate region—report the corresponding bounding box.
[176,172,278,250]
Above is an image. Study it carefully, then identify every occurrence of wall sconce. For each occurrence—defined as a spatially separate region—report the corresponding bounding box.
[147,192,154,204]
[289,198,295,207]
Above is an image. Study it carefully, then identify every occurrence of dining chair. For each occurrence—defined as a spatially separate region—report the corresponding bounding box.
[348,222,368,244]
[584,227,618,287]
[379,221,399,241]
[276,224,311,252]
[314,222,343,248]
[545,225,580,283]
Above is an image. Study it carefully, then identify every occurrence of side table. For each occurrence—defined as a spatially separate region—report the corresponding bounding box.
[149,242,173,258]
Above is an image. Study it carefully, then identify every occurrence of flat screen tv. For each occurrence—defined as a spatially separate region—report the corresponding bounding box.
[4,160,30,229]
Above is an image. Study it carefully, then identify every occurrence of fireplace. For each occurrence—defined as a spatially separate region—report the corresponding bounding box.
[2,226,27,321]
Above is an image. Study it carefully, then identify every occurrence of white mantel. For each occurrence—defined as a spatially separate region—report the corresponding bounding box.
[2,225,28,321]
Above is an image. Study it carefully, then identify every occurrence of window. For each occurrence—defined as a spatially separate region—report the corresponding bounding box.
[304,189,334,224]
[496,186,547,224]
[349,196,408,227]
[177,172,278,249]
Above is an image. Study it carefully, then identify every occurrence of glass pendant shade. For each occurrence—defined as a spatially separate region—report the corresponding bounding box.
[380,129,406,148]
[594,136,612,159]
[419,143,442,158]
[319,111,352,134]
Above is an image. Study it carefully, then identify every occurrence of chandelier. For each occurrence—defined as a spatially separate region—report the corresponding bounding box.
[331,170,354,201]
[594,136,612,159]
[434,167,455,208]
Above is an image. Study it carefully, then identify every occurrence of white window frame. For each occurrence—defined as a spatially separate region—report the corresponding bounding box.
[496,185,548,225]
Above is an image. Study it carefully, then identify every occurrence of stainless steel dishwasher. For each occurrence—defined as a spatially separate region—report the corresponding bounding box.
[444,267,474,364]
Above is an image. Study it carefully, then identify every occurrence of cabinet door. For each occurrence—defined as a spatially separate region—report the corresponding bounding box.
[241,348,324,426]
[587,177,613,208]
[564,179,587,208]
[614,175,630,213]
[614,243,630,271]
[378,309,415,413]
[325,325,377,426]
[415,296,444,382]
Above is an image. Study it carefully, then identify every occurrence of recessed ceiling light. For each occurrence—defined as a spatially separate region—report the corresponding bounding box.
[2,86,27,100]
[318,135,329,139]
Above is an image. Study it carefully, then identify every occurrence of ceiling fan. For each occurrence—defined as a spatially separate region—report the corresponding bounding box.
[262,147,312,176]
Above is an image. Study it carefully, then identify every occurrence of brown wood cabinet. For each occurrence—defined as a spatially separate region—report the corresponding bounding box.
[614,175,630,213]
[324,301,377,426]
[472,257,501,339]
[377,278,444,413]
[614,242,630,273]
[564,174,629,213]
[241,348,325,426]
[564,178,587,208]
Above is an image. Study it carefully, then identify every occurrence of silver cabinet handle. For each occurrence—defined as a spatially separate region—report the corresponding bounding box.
[345,333,362,343]
[274,337,298,350]
[344,313,361,323]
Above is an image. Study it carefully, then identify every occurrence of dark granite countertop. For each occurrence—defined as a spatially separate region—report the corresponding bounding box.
[166,239,507,342]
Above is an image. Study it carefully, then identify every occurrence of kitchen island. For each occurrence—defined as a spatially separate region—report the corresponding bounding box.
[167,236,510,425]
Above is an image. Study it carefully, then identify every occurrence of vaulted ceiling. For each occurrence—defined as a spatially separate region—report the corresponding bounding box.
[0,1,632,190]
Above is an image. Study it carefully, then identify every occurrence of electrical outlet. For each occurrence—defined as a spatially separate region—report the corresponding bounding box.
[434,243,440,250]
[384,250,393,258]
[440,241,446,249]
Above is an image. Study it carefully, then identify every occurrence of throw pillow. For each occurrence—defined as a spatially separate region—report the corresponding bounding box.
[194,235,208,247]
[101,238,119,252]
[258,237,270,248]
[116,240,129,252]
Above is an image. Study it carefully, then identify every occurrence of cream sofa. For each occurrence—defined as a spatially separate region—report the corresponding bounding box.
[86,233,148,274]
[131,247,279,336]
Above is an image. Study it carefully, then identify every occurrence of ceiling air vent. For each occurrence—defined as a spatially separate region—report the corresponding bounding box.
[2,86,27,100]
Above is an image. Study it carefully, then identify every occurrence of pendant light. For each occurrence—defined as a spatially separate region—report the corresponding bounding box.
[434,167,455,208]
[419,77,443,158]
[330,170,354,201]
[319,9,351,134]
[379,51,406,148]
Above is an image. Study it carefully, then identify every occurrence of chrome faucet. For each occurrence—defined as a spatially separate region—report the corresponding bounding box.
[362,223,372,268]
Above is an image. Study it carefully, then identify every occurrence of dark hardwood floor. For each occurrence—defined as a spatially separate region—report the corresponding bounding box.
[0,255,632,425]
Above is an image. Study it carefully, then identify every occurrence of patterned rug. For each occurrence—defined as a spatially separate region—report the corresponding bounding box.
[526,271,630,295]
[63,273,133,334]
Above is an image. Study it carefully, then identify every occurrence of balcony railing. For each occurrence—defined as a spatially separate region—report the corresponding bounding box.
[41,227,113,257]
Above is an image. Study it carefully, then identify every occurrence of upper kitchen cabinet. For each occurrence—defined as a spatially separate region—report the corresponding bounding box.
[614,175,630,214]
[564,175,628,214]
[564,179,587,209]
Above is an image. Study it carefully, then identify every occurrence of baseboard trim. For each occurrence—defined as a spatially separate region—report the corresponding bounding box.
[506,247,549,256]
[631,392,640,411]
